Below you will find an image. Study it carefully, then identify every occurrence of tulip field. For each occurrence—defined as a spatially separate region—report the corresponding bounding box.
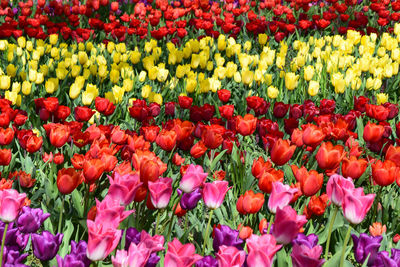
[2,0,400,266]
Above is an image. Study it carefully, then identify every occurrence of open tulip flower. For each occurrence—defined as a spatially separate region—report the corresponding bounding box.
[2,2,400,266]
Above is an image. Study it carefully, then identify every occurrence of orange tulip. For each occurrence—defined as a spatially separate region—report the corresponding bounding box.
[341,156,368,180]
[270,138,296,166]
[316,142,345,170]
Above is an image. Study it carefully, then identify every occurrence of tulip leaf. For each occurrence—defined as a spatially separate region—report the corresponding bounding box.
[41,202,54,234]
[318,207,344,244]
[210,149,227,172]
[72,190,84,218]
[275,248,289,267]
[59,219,74,257]
[324,250,353,267]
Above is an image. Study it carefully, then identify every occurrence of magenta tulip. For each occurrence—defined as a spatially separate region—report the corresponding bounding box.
[139,230,165,253]
[107,172,142,206]
[342,187,375,225]
[291,243,325,267]
[326,174,354,206]
[164,238,202,267]
[272,206,307,245]
[94,196,133,228]
[148,177,173,209]
[216,245,246,267]
[203,181,231,209]
[246,234,282,267]
[179,164,208,193]
[0,189,26,223]
[268,181,298,214]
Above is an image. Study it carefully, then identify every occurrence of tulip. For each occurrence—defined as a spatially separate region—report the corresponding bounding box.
[369,222,387,237]
[270,139,296,166]
[216,245,246,267]
[351,233,382,265]
[212,225,243,252]
[251,156,272,179]
[148,177,173,209]
[372,160,399,186]
[164,238,202,267]
[201,125,224,149]
[246,234,282,267]
[217,89,231,102]
[268,181,298,214]
[57,168,82,195]
[180,188,202,210]
[363,122,385,143]
[112,242,152,267]
[285,72,299,90]
[385,145,400,166]
[302,125,325,147]
[31,231,63,261]
[0,189,26,223]
[304,194,329,219]
[316,142,345,170]
[94,196,133,227]
[326,174,355,206]
[156,129,177,152]
[236,114,257,136]
[17,206,50,234]
[291,166,323,197]
[74,106,95,122]
[0,127,14,146]
[49,124,70,148]
[238,225,253,240]
[236,190,265,215]
[87,219,122,261]
[272,206,307,245]
[195,255,218,267]
[291,242,324,267]
[258,168,284,194]
[203,181,230,210]
[341,156,368,180]
[179,164,208,193]
[83,159,105,184]
[0,148,11,166]
[272,102,290,118]
[108,172,142,206]
[342,187,375,225]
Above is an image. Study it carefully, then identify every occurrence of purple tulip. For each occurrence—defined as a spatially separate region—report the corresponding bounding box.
[31,231,63,261]
[0,222,28,251]
[56,240,90,267]
[180,188,202,210]
[124,227,141,250]
[292,233,319,248]
[2,247,28,267]
[351,233,382,265]
[17,206,50,233]
[373,249,400,267]
[195,255,218,267]
[145,253,161,267]
[212,225,243,252]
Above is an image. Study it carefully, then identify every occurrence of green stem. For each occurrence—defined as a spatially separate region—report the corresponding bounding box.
[167,194,183,241]
[58,195,65,234]
[339,226,352,267]
[155,209,162,235]
[83,184,90,217]
[183,212,189,234]
[202,209,214,256]
[325,205,339,260]
[267,214,275,235]
[0,223,8,267]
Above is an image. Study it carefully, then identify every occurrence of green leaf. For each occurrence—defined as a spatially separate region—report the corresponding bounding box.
[210,149,227,172]
[72,190,84,218]
[59,219,74,257]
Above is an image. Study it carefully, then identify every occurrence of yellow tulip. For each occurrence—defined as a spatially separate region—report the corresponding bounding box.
[234,72,241,83]
[141,85,152,98]
[258,34,268,45]
[69,83,82,99]
[376,93,388,105]
[0,75,10,90]
[241,70,254,85]
[22,81,32,95]
[304,65,315,81]
[5,90,18,105]
[35,72,44,84]
[45,78,59,94]
[17,37,26,48]
[78,51,88,65]
[157,68,169,82]
[12,82,21,93]
[112,85,125,103]
[285,72,299,90]
[123,79,133,92]
[153,93,163,105]
[186,78,197,93]
[308,81,319,96]
[98,65,108,79]
[267,86,279,99]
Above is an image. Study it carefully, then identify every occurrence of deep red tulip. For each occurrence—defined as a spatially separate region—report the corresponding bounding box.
[74,106,95,122]
[270,139,296,166]
[178,96,193,109]
[201,125,224,149]
[217,89,231,102]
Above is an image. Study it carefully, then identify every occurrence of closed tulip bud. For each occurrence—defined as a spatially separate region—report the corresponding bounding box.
[285,72,299,90]
[308,81,319,96]
[270,139,296,166]
[267,86,279,99]
[304,65,315,81]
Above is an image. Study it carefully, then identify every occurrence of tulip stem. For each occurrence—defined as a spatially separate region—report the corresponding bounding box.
[167,194,183,242]
[202,209,214,256]
[325,205,339,260]
[155,209,162,235]
[83,184,90,217]
[339,226,352,267]
[267,214,274,235]
[58,195,65,234]
[0,222,8,267]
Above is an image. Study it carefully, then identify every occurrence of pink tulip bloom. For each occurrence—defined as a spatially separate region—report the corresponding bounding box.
[87,219,122,261]
[342,187,375,225]
[108,172,142,206]
[291,243,325,267]
[203,181,231,209]
[246,234,282,267]
[112,242,152,267]
[148,177,173,209]
[179,164,208,193]
[94,196,133,228]
[112,249,129,267]
[268,181,298,213]
[0,189,26,223]
[326,174,354,206]
[216,245,246,267]
[273,206,307,245]
[164,238,202,267]
[139,230,165,253]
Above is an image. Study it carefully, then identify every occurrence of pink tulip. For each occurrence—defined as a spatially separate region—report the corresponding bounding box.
[246,234,282,267]
[216,245,246,267]
[326,174,354,206]
[179,164,208,193]
[291,243,325,267]
[87,219,122,261]
[112,242,152,267]
[112,249,129,267]
[107,172,142,206]
[164,238,202,267]
[273,206,307,245]
[0,189,26,223]
[203,181,231,209]
[148,177,173,209]
[342,187,375,225]
[268,181,298,213]
[139,230,165,253]
[94,196,133,228]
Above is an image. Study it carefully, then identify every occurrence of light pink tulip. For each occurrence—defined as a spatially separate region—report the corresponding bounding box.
[216,245,246,267]
[273,206,307,245]
[0,189,26,223]
[179,164,208,193]
[268,181,298,213]
[342,187,375,225]
[139,230,165,253]
[111,242,152,267]
[246,234,282,266]
[148,177,173,209]
[108,172,142,206]
[94,196,133,228]
[326,174,354,206]
[87,219,122,261]
[164,238,202,267]
[203,180,231,209]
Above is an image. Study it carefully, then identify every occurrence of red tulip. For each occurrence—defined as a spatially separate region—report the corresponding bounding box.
[270,139,296,166]
[74,106,95,122]
[0,149,11,166]
[139,159,160,186]
[258,168,284,193]
[236,114,257,136]
[178,96,193,109]
[201,125,224,149]
[251,156,272,179]
[0,128,14,146]
[57,168,82,194]
[217,89,231,102]
[236,190,265,215]
[372,160,399,186]
[291,165,323,196]
[316,142,345,170]
[341,156,368,180]
[156,129,177,151]
[49,124,70,148]
[302,124,325,147]
[83,159,105,184]
[385,145,400,167]
[190,140,207,159]
[363,122,385,143]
